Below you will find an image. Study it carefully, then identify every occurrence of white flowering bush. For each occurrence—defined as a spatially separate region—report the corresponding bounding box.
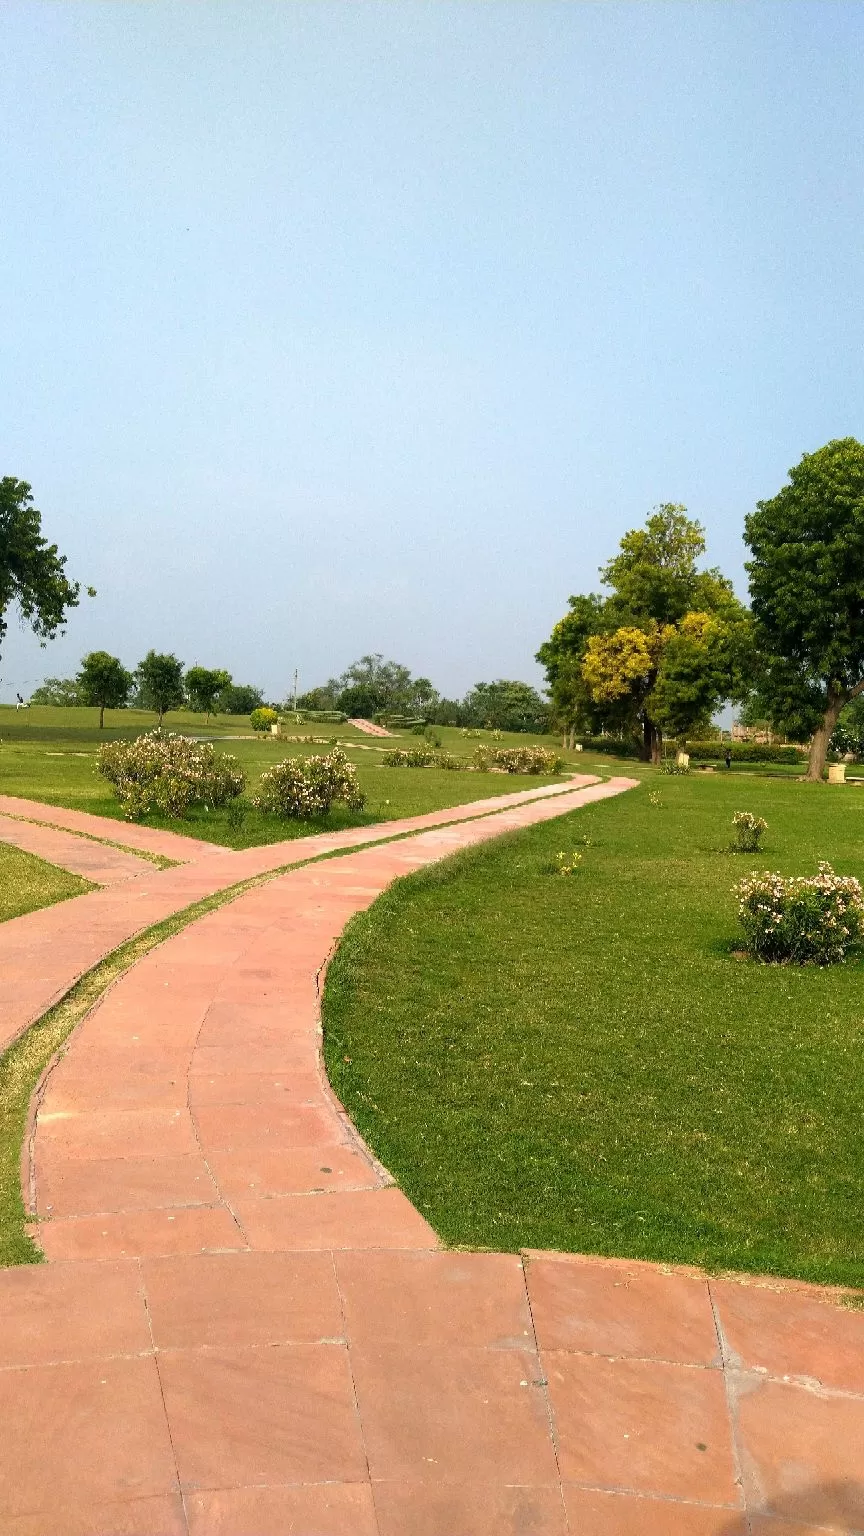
[732,811,768,852]
[253,747,365,819]
[473,745,563,774]
[382,747,438,767]
[382,747,463,769]
[735,863,864,965]
[97,731,245,820]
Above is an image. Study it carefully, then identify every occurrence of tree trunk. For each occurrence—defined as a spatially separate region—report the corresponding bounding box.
[641,716,662,764]
[806,689,843,782]
[99,702,105,730]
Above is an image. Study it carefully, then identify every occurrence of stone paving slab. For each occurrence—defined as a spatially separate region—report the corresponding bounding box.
[3,772,863,1531]
[0,813,155,885]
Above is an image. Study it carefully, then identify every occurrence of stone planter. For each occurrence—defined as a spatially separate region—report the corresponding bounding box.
[828,763,847,784]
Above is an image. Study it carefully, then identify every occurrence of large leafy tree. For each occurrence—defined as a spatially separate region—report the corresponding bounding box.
[745,438,864,781]
[77,651,133,729]
[462,679,549,733]
[218,681,264,716]
[186,666,231,721]
[0,478,88,656]
[136,651,185,725]
[538,505,750,761]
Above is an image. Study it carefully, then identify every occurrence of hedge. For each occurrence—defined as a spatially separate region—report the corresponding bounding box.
[684,740,805,764]
[574,736,643,759]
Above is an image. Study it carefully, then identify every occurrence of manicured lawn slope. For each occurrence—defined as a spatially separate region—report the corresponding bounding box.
[323,776,864,1287]
[0,844,92,924]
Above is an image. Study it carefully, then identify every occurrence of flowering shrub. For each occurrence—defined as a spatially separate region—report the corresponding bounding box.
[382,747,437,767]
[97,731,245,820]
[473,745,563,774]
[735,863,864,965]
[732,811,767,852]
[661,762,690,776]
[648,789,662,808]
[250,706,278,734]
[253,748,365,819]
[382,747,463,769]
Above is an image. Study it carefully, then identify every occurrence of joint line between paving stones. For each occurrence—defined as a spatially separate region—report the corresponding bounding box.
[519,1253,569,1525]
[707,1279,750,1522]
[140,1259,192,1534]
[330,1249,384,1535]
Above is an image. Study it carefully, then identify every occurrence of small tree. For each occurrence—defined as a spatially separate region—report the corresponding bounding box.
[0,477,90,656]
[29,676,81,706]
[745,438,864,782]
[77,651,133,729]
[219,681,263,715]
[136,651,184,725]
[186,666,231,721]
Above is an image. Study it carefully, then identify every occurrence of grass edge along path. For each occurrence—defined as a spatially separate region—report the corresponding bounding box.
[0,843,94,925]
[323,777,864,1292]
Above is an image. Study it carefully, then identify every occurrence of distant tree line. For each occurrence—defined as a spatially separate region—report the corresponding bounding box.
[294,653,549,734]
[30,652,265,727]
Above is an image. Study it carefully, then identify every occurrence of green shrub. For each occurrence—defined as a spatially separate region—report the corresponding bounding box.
[250,706,278,734]
[661,762,690,776]
[686,740,804,764]
[97,731,245,820]
[575,735,642,759]
[382,747,437,767]
[736,864,864,965]
[732,811,767,852]
[473,745,563,774]
[253,747,365,819]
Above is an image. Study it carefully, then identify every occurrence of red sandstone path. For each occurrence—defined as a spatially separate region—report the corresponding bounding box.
[0,783,863,1532]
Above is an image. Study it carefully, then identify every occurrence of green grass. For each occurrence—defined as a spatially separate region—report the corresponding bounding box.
[323,773,864,1287]
[0,707,610,848]
[0,844,92,923]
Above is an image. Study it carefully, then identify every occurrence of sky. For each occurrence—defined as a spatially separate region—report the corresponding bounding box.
[2,1,863,705]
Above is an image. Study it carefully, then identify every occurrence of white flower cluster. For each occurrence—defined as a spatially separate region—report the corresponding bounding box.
[97,731,245,820]
[735,861,864,965]
[732,809,768,852]
[253,747,365,820]
[473,745,563,775]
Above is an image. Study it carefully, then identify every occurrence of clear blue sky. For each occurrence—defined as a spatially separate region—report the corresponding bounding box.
[2,1,862,703]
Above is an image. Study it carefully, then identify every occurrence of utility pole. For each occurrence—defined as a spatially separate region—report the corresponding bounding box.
[293,669,298,717]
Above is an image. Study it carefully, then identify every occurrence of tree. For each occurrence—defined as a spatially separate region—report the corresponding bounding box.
[76,651,133,729]
[335,654,415,718]
[186,666,231,721]
[538,505,749,762]
[29,676,81,706]
[219,682,264,715]
[136,651,184,725]
[745,438,864,781]
[0,478,90,656]
[462,679,549,733]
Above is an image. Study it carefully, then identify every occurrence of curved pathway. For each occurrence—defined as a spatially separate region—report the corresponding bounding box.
[0,778,863,1532]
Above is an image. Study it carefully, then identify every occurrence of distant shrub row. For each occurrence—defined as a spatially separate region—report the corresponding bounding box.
[382,748,461,769]
[574,736,643,759]
[684,741,804,764]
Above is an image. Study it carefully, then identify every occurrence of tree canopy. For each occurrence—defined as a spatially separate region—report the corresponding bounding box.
[745,437,864,780]
[186,666,231,720]
[0,478,88,656]
[538,505,750,760]
[461,679,548,734]
[77,651,133,729]
[136,651,185,724]
[29,676,81,706]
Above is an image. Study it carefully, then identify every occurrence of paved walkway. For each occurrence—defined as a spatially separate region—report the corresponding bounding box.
[0,778,598,1054]
[1,779,863,1532]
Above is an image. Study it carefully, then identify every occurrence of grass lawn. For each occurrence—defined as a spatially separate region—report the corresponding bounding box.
[0,843,92,923]
[0,707,608,848]
[323,773,864,1288]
